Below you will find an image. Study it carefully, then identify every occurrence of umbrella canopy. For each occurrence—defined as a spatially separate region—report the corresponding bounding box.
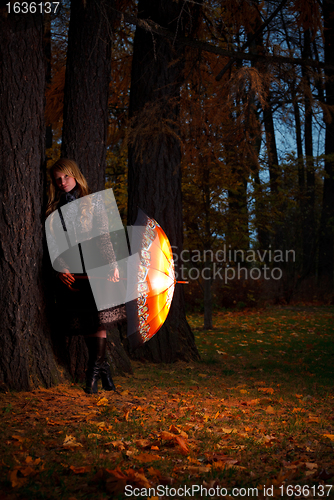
[126,209,179,350]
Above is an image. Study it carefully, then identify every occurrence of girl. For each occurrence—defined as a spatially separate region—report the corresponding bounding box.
[46,158,125,394]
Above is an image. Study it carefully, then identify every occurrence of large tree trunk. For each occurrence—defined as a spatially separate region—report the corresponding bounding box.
[44,13,53,151]
[302,29,316,276]
[203,167,213,331]
[127,0,200,362]
[263,95,279,194]
[59,0,132,379]
[246,23,269,251]
[0,7,60,391]
[61,0,113,193]
[318,0,334,290]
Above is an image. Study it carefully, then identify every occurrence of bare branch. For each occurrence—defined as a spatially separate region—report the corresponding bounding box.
[112,7,334,72]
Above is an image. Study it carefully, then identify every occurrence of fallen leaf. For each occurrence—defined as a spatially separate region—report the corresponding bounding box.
[134,453,161,463]
[9,469,27,488]
[213,459,239,470]
[96,397,109,406]
[258,387,274,394]
[70,465,91,474]
[106,467,151,489]
[18,466,35,477]
[185,465,211,474]
[47,420,65,426]
[111,440,126,451]
[123,409,132,421]
[11,435,25,442]
[135,439,151,449]
[323,434,334,441]
[258,435,279,446]
[305,462,317,470]
[174,436,189,455]
[282,461,297,470]
[160,431,175,441]
[204,452,231,463]
[25,456,41,465]
[266,406,275,414]
[221,427,238,434]
[62,435,83,448]
[249,399,259,405]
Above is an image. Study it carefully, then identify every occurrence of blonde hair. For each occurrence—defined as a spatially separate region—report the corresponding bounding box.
[46,158,90,217]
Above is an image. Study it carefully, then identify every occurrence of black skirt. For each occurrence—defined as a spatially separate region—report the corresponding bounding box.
[54,273,126,336]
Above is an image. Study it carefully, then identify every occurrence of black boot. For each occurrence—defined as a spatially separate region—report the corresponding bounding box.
[84,337,116,393]
[84,337,104,394]
[98,338,116,391]
[100,360,116,391]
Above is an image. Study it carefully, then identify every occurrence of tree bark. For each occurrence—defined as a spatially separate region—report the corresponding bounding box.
[302,29,316,276]
[246,22,268,251]
[61,0,113,192]
[203,167,213,331]
[203,276,213,330]
[318,0,334,290]
[0,7,60,391]
[227,179,249,250]
[44,13,53,151]
[127,0,200,362]
[263,95,279,194]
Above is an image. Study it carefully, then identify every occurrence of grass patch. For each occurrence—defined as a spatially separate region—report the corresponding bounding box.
[0,306,333,498]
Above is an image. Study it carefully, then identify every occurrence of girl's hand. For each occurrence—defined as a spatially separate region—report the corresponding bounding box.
[108,267,120,282]
[59,269,77,290]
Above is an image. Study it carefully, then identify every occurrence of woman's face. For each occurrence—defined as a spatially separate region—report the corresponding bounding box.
[53,170,76,193]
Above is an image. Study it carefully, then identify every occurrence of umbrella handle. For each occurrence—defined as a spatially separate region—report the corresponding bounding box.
[74,276,188,285]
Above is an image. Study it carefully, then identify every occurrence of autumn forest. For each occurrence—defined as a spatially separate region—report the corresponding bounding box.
[0,0,334,497]
[0,0,334,383]
[46,0,334,320]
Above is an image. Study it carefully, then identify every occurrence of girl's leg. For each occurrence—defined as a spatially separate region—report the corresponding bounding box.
[84,328,115,394]
[86,327,106,338]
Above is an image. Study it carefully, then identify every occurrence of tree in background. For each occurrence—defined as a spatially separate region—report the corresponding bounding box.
[61,0,113,192]
[127,0,201,362]
[318,0,334,291]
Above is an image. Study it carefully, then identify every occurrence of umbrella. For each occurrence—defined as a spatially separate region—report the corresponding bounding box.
[126,209,186,350]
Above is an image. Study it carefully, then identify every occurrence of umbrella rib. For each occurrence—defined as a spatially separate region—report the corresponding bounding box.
[150,237,173,264]
[144,278,174,297]
[147,265,174,278]
[139,292,174,337]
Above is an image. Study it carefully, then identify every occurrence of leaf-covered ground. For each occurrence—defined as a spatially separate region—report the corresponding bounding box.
[1,306,334,499]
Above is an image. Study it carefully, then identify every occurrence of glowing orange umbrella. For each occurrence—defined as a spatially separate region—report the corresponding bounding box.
[126,209,186,349]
